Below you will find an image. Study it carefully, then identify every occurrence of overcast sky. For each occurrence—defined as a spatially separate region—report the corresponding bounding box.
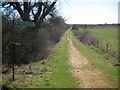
[59,0,119,24]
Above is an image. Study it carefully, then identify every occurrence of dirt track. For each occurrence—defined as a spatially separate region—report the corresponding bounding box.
[67,32,111,88]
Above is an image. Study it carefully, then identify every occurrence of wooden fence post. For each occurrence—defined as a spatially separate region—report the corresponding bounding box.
[97,41,99,49]
[106,44,109,53]
[12,43,15,81]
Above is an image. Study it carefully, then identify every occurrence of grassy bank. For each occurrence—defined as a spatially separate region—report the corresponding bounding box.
[68,29,118,87]
[3,31,78,88]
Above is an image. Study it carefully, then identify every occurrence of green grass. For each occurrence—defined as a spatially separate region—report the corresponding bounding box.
[2,30,78,88]
[38,31,78,88]
[68,29,118,87]
[78,27,118,52]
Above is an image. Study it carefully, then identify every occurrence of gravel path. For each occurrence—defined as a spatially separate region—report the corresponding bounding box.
[67,32,111,88]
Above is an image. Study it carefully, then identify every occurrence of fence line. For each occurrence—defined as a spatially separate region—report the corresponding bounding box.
[91,39,118,58]
[72,29,118,58]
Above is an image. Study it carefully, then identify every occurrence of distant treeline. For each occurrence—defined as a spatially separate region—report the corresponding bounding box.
[69,24,119,30]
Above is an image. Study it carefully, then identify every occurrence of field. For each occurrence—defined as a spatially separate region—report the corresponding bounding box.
[78,26,118,52]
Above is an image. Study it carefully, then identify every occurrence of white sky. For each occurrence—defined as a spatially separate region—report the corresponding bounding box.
[59,0,119,24]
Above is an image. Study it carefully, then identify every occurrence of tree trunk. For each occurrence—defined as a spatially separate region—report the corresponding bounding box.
[23,2,30,21]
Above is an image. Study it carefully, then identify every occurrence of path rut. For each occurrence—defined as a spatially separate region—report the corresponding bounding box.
[67,32,111,88]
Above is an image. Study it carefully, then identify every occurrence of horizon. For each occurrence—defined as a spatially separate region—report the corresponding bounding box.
[67,23,119,25]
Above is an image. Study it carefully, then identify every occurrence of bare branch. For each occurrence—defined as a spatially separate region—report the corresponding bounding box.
[1,0,58,27]
[34,2,43,23]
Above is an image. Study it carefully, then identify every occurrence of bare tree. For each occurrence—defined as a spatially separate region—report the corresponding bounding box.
[0,0,58,28]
